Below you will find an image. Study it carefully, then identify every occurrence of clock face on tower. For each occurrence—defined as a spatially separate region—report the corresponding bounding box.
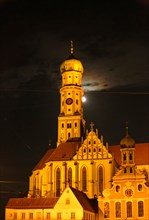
[66,98,73,105]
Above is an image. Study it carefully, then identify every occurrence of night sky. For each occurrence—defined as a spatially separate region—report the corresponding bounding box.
[0,0,149,217]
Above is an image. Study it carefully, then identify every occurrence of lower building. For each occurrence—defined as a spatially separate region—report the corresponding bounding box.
[5,126,149,220]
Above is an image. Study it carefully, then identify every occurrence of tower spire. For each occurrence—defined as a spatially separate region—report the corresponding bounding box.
[125,121,129,137]
[70,40,74,55]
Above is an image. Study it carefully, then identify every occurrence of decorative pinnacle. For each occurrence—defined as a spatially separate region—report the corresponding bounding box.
[70,40,74,54]
[90,122,94,131]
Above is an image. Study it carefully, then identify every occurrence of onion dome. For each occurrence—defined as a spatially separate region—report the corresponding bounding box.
[60,41,84,74]
[120,124,135,148]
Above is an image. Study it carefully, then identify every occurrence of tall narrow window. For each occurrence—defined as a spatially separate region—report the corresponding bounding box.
[115,202,121,218]
[68,132,71,139]
[82,167,87,191]
[22,213,25,219]
[46,213,51,219]
[14,213,17,220]
[129,153,132,160]
[99,166,103,194]
[57,212,61,219]
[127,201,132,217]
[104,202,110,218]
[56,168,61,197]
[138,201,144,217]
[68,167,72,187]
[71,212,75,219]
[29,213,33,219]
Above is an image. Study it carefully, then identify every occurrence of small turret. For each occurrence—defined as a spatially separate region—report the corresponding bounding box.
[120,123,135,148]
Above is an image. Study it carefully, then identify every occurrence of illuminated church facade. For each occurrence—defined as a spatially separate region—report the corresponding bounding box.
[5,44,149,220]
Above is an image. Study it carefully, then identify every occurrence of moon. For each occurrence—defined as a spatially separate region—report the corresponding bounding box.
[82,96,86,102]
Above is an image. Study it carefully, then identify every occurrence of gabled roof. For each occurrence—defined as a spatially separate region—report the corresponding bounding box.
[33,142,81,171]
[6,198,59,209]
[33,148,55,170]
[70,187,98,213]
[109,143,149,165]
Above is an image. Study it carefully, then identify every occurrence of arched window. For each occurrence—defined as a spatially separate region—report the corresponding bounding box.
[116,185,120,192]
[127,201,132,217]
[104,202,110,218]
[82,167,87,191]
[138,201,144,217]
[99,166,103,194]
[56,168,61,197]
[115,202,121,217]
[68,167,72,187]
[129,153,132,160]
[138,184,142,191]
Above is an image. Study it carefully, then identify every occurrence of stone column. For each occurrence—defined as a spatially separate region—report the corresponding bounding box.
[74,161,79,189]
[90,160,94,198]
[62,162,66,191]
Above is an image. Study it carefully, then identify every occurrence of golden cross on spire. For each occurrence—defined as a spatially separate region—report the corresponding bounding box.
[90,122,94,131]
[70,40,74,54]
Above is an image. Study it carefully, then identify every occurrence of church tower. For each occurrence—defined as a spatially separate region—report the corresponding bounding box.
[120,123,136,175]
[57,41,85,146]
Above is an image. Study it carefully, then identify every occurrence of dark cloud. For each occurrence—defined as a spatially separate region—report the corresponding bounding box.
[0,0,149,93]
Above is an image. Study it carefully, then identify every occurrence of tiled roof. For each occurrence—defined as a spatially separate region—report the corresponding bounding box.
[70,187,98,213]
[33,142,81,171]
[33,148,55,170]
[109,143,149,165]
[6,198,58,209]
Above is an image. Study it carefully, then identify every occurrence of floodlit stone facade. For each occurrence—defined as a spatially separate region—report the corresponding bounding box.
[5,44,149,220]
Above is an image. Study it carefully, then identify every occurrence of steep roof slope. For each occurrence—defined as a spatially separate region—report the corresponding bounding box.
[70,187,98,213]
[33,141,81,171]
